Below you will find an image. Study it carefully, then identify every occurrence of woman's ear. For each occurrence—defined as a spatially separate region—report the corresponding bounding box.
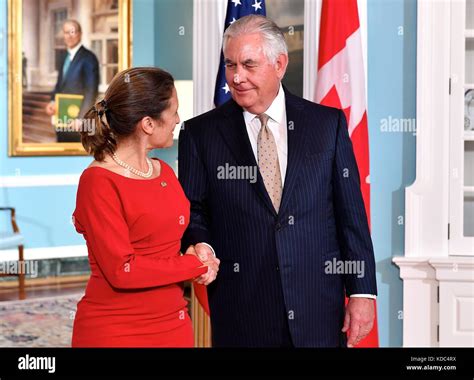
[139,116,155,136]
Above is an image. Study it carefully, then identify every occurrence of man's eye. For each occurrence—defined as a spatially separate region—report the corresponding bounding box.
[225,64,236,69]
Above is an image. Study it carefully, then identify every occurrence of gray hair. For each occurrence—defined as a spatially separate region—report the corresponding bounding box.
[63,19,82,34]
[222,15,288,65]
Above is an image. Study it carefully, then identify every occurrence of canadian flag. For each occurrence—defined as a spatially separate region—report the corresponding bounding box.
[193,282,210,314]
[315,0,379,347]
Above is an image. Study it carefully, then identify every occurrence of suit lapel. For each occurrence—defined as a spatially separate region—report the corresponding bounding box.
[279,89,308,215]
[218,100,277,216]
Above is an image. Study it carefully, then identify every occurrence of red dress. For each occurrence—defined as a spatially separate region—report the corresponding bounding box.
[71,159,207,347]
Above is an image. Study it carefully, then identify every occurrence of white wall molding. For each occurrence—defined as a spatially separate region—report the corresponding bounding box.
[303,0,320,101]
[404,0,451,258]
[430,257,474,282]
[393,256,437,280]
[359,0,368,105]
[0,174,80,188]
[173,80,194,139]
[193,0,227,117]
[1,244,87,262]
[394,255,474,347]
[393,256,439,347]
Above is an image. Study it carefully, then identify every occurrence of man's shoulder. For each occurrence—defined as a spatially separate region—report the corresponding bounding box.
[284,92,344,143]
[78,46,99,63]
[286,91,341,119]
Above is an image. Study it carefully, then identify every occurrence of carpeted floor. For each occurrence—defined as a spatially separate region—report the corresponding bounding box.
[0,293,83,347]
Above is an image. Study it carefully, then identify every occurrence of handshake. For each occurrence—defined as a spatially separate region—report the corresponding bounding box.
[185,243,220,286]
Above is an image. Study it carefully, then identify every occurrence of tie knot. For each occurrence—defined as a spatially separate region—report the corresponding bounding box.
[257,113,270,127]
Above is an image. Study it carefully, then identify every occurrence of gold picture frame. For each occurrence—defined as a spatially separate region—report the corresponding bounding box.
[8,0,132,156]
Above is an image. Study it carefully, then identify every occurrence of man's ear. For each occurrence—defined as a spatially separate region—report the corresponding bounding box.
[275,53,289,80]
[140,116,155,136]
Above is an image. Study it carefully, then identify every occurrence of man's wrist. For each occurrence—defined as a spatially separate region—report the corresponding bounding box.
[196,242,216,257]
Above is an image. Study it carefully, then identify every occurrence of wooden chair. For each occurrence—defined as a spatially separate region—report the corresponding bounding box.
[0,207,25,299]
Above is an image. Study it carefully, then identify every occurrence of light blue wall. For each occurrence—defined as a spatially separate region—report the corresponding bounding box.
[154,0,193,80]
[133,0,193,78]
[0,0,417,347]
[132,0,156,67]
[368,0,417,347]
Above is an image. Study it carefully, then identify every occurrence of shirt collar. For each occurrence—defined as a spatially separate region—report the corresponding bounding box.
[243,83,285,125]
[67,43,83,60]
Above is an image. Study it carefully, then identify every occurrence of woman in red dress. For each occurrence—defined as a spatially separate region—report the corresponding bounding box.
[71,67,219,347]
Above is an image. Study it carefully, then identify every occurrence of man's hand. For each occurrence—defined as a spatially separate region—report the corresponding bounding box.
[185,243,220,286]
[342,297,375,347]
[45,101,56,116]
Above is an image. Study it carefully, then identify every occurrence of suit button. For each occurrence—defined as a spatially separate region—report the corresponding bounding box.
[276,266,280,271]
[275,223,282,231]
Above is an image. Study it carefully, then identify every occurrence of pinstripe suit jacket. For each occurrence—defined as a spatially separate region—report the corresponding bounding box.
[178,88,377,347]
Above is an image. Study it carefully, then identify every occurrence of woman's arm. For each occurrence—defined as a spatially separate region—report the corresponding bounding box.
[74,173,208,290]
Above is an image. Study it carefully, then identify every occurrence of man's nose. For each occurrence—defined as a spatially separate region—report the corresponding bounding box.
[234,66,246,84]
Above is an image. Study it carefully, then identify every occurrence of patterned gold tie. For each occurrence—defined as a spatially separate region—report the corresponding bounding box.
[257,113,282,212]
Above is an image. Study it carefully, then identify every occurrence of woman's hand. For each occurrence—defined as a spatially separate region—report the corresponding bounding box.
[185,244,220,285]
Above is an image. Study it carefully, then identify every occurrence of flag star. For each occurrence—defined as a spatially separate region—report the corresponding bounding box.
[229,17,237,25]
[231,0,241,7]
[222,83,230,94]
[252,0,262,11]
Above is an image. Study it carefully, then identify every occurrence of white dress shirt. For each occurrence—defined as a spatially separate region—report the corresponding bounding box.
[243,83,288,185]
[201,83,376,300]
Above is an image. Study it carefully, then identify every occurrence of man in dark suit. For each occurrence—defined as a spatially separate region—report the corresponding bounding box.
[179,15,377,347]
[45,19,99,142]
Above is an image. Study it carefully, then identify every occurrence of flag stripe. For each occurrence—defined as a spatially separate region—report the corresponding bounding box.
[317,0,360,69]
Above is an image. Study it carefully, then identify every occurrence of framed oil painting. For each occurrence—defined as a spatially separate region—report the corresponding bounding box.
[8,0,132,156]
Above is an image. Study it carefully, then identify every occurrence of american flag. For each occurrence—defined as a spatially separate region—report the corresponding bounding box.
[214,0,266,107]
